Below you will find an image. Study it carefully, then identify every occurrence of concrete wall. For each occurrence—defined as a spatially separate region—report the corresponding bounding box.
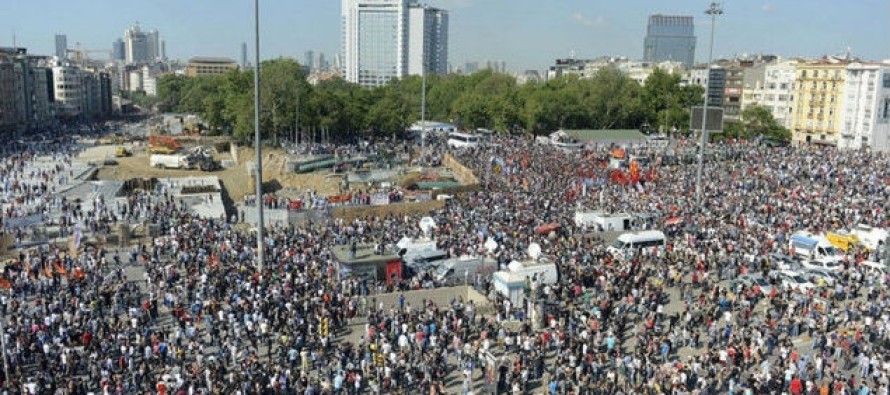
[230,142,239,163]
[347,169,401,184]
[442,153,478,185]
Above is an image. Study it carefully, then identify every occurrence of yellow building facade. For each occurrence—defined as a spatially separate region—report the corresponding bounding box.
[790,60,849,144]
[185,57,238,77]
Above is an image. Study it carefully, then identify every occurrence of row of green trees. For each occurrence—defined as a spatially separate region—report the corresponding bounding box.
[155,58,788,142]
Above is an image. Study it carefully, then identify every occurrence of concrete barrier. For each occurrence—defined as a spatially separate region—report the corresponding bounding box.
[442,153,479,185]
[347,169,400,184]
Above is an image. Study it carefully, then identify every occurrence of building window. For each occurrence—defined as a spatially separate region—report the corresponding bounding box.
[884,74,890,88]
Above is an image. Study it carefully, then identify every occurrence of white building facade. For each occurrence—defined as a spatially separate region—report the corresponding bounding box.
[741,60,797,128]
[407,4,448,76]
[341,0,409,87]
[838,62,890,151]
[52,63,84,117]
[142,65,158,96]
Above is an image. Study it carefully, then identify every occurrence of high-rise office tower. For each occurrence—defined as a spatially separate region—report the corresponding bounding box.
[407,3,448,76]
[240,42,248,69]
[305,50,315,70]
[147,30,160,60]
[124,24,151,64]
[318,53,327,70]
[341,0,409,87]
[55,34,67,58]
[112,38,125,61]
[643,15,696,68]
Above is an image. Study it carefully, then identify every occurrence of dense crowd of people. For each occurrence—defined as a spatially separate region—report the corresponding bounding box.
[0,127,886,394]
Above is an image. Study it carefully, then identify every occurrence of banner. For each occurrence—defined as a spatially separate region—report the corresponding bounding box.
[2,214,45,229]
[72,222,83,250]
[370,194,390,206]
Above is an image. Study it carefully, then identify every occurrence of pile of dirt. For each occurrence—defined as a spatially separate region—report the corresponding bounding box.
[91,145,345,202]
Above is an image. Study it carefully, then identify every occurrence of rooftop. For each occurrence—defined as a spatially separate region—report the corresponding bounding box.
[187,57,237,64]
[331,243,400,265]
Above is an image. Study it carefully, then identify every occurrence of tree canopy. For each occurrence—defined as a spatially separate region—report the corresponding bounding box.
[722,105,792,142]
[156,58,707,143]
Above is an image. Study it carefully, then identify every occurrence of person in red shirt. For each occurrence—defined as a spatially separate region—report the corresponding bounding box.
[789,376,803,395]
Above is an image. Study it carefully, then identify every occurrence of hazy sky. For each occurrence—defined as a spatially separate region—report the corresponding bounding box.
[2,0,888,72]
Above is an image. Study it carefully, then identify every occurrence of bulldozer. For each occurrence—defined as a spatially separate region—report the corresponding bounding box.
[183,122,204,135]
[115,147,132,157]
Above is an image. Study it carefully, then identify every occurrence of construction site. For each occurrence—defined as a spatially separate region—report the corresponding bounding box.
[78,115,474,225]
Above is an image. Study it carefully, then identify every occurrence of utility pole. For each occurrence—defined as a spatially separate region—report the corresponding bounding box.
[695,2,723,206]
[0,305,9,390]
[420,61,427,168]
[295,79,300,147]
[253,0,265,273]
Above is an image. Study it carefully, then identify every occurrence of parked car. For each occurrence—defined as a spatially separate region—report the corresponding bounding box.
[803,269,838,287]
[778,270,816,292]
[770,253,802,271]
[801,258,843,272]
[734,274,774,295]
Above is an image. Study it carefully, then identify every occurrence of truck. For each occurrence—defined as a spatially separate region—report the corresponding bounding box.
[788,231,843,263]
[433,256,497,284]
[825,231,860,252]
[506,259,559,285]
[492,271,527,305]
[850,224,888,251]
[574,211,632,232]
[150,154,188,169]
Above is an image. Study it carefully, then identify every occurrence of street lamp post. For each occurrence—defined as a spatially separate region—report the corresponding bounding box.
[295,79,300,147]
[695,2,723,206]
[254,0,265,273]
[420,62,427,168]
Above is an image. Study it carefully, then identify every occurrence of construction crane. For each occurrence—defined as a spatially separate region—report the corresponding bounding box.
[66,42,112,63]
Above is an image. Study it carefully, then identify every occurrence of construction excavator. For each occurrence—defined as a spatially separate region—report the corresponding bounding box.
[148,135,182,155]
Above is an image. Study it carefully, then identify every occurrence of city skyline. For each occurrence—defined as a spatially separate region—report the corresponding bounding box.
[2,0,888,72]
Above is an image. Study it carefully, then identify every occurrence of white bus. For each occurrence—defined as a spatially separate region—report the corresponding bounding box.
[447,132,480,148]
[606,230,666,257]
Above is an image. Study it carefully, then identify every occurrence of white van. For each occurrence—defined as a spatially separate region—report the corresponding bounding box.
[607,230,666,257]
[447,132,480,149]
[789,231,843,263]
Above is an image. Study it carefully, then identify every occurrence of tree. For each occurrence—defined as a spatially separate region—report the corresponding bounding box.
[738,105,791,141]
[642,68,703,132]
[154,56,710,140]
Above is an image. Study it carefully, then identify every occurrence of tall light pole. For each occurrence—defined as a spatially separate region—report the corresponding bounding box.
[295,78,300,147]
[254,0,265,273]
[695,2,723,206]
[420,61,427,167]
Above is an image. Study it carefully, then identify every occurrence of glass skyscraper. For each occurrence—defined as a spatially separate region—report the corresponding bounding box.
[643,15,696,68]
